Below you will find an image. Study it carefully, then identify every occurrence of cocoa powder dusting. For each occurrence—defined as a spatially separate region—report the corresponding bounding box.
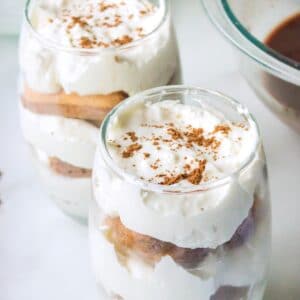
[186,160,207,185]
[127,132,138,142]
[113,35,133,46]
[162,174,185,186]
[114,115,243,185]
[213,124,231,135]
[167,128,182,140]
[122,143,142,158]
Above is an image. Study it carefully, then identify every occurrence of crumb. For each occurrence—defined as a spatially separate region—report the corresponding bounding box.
[122,143,142,158]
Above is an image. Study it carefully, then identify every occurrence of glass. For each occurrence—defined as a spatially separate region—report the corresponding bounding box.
[90,86,271,300]
[202,0,300,133]
[18,0,181,222]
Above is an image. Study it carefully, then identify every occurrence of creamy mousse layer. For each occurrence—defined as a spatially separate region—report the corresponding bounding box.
[20,104,98,169]
[94,99,262,249]
[20,0,178,96]
[31,147,92,218]
[90,197,269,300]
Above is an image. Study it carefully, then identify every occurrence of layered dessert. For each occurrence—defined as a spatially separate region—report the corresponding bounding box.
[19,0,179,220]
[90,88,271,300]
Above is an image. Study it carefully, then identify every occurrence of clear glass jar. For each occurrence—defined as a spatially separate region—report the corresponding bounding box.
[18,0,180,222]
[202,0,300,133]
[90,86,271,300]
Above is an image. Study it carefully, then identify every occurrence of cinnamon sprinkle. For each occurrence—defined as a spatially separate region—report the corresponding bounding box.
[113,35,133,46]
[102,17,122,28]
[144,153,150,159]
[127,132,138,142]
[184,164,191,171]
[49,0,158,50]
[186,160,206,185]
[159,160,207,186]
[99,3,117,12]
[114,115,243,185]
[213,124,231,135]
[79,36,93,48]
[122,143,142,158]
[162,174,184,186]
[167,128,182,140]
[68,16,88,30]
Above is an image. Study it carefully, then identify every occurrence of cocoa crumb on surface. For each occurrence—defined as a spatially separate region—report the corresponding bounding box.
[102,17,122,28]
[161,174,184,186]
[213,124,231,135]
[113,35,133,46]
[79,36,94,48]
[159,160,207,186]
[186,160,207,185]
[122,143,142,158]
[127,132,138,142]
[99,3,117,12]
[167,128,182,140]
[184,164,191,171]
[69,16,88,29]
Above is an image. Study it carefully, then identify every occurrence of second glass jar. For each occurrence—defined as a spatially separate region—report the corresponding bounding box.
[19,0,180,221]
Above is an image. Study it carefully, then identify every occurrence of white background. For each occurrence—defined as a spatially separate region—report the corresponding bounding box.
[1,0,300,299]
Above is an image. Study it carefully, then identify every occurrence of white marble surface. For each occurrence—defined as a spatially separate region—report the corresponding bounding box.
[1,0,300,299]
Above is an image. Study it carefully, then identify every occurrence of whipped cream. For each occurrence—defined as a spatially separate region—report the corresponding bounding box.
[30,0,162,49]
[93,99,262,248]
[31,146,91,219]
[20,104,98,169]
[106,100,257,187]
[20,0,178,95]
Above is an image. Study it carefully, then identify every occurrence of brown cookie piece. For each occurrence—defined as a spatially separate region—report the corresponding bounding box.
[22,84,128,122]
[49,157,92,178]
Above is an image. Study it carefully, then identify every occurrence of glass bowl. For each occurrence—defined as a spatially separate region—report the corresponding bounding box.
[202,0,300,133]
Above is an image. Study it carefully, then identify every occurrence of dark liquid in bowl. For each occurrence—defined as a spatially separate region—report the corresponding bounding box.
[264,13,300,112]
[266,13,300,63]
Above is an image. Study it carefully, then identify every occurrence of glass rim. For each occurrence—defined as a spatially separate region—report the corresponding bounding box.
[24,0,169,55]
[201,0,300,84]
[98,85,261,194]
